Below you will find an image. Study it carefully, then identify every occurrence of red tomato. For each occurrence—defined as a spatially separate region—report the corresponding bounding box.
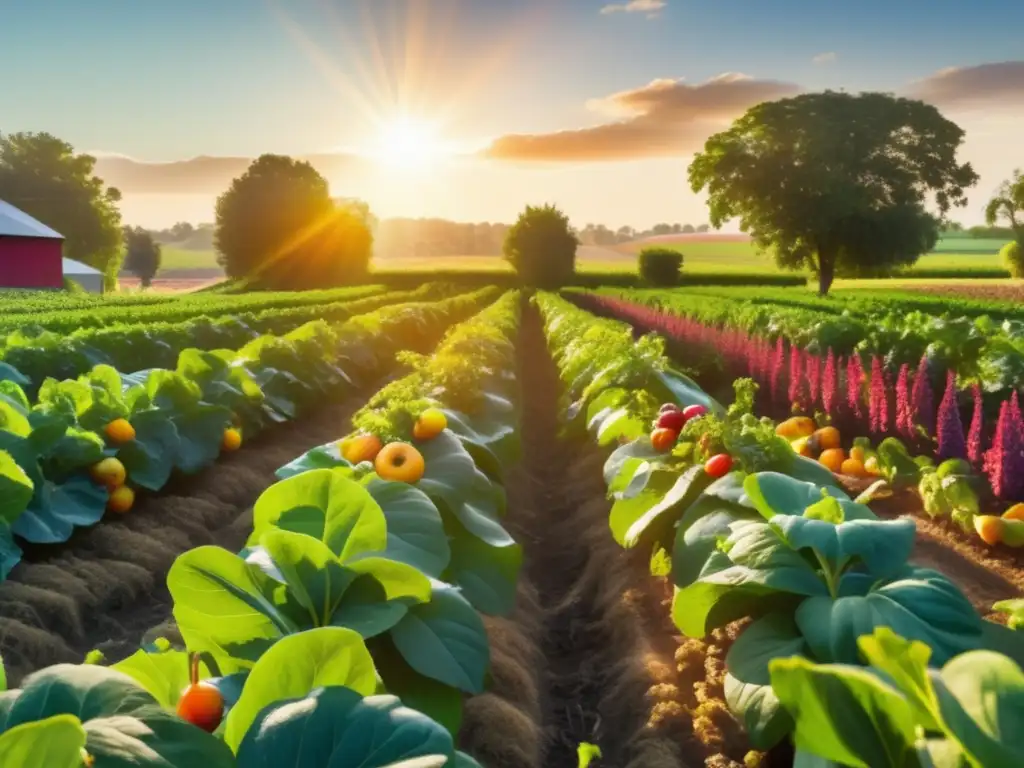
[656,409,686,431]
[659,403,681,414]
[704,453,733,478]
[176,653,224,733]
[651,427,679,452]
[683,404,708,421]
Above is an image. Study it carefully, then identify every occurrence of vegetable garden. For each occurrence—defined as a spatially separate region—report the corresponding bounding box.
[0,283,1022,767]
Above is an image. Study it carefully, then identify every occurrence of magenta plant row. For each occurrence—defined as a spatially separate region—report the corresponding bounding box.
[578,293,1024,502]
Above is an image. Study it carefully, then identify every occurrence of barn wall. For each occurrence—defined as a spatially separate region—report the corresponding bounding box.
[0,236,63,288]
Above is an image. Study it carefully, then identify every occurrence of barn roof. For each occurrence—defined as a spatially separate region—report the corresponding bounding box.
[0,199,63,240]
[62,257,101,275]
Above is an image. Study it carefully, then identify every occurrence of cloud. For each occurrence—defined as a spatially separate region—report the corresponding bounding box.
[909,60,1024,109]
[600,0,666,16]
[481,74,801,162]
[812,52,837,65]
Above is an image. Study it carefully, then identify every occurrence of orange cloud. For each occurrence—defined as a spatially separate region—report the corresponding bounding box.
[910,60,1024,108]
[481,74,801,162]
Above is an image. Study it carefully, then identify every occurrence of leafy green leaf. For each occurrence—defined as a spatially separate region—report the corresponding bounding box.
[0,449,33,526]
[0,714,86,768]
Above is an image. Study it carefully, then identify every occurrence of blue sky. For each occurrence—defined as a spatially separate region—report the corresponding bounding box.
[2,0,1023,227]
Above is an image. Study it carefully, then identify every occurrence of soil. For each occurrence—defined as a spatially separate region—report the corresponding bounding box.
[0,384,385,685]
[898,282,1024,303]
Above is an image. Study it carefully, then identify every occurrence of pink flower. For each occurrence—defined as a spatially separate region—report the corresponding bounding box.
[868,357,889,434]
[985,397,1024,500]
[806,354,822,410]
[911,357,935,437]
[822,349,837,416]
[846,355,865,420]
[788,346,804,408]
[895,364,913,440]
[966,383,984,466]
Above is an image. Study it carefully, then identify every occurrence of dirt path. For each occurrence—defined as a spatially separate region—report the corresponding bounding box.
[0,384,386,685]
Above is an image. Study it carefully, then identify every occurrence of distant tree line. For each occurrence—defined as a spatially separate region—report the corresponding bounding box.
[576,222,709,246]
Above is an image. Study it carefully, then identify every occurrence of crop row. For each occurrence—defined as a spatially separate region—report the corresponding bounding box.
[0,288,181,316]
[0,287,499,582]
[535,292,1024,767]
[0,290,522,767]
[0,284,389,334]
[1,283,454,389]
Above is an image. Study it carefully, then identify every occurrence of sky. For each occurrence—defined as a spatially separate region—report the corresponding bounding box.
[2,0,1023,230]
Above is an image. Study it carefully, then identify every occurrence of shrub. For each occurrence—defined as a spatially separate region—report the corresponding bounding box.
[638,247,683,286]
[503,204,578,288]
[1001,240,1024,278]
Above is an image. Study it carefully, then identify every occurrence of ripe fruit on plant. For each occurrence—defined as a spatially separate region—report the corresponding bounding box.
[222,427,242,452]
[704,454,733,478]
[655,409,686,432]
[107,485,135,514]
[818,448,845,473]
[863,456,882,476]
[104,418,135,444]
[651,427,678,453]
[341,434,384,464]
[849,446,867,463]
[682,404,707,421]
[413,408,448,441]
[177,653,224,733]
[975,515,1004,546]
[840,458,866,476]
[791,436,814,458]
[775,417,816,440]
[813,426,840,451]
[659,403,681,414]
[1003,504,1024,522]
[91,457,126,489]
[375,442,426,483]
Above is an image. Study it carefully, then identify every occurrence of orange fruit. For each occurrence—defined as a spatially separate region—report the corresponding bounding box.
[813,426,841,451]
[341,434,384,464]
[104,418,136,444]
[650,427,679,452]
[849,446,867,463]
[841,458,866,476]
[412,408,447,441]
[975,515,1004,546]
[221,428,242,452]
[176,653,224,733]
[818,448,845,473]
[107,485,135,514]
[91,457,126,489]
[775,417,816,440]
[1003,504,1024,522]
[374,442,426,483]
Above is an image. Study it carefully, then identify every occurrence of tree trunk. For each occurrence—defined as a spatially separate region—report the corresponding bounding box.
[817,252,836,295]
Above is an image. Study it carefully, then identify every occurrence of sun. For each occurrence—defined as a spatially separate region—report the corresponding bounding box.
[368,116,444,170]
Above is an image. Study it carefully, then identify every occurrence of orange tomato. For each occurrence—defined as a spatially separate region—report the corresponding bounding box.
[221,427,242,452]
[650,427,679,453]
[1003,504,1024,522]
[975,515,1004,546]
[840,458,866,476]
[341,434,384,464]
[849,446,867,463]
[107,485,135,514]
[91,457,126,489]
[818,448,845,473]
[375,442,426,483]
[104,418,136,444]
[176,653,224,733]
[813,426,841,451]
[412,408,448,441]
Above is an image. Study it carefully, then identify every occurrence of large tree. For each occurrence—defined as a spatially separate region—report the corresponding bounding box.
[0,132,123,286]
[123,226,162,287]
[985,169,1024,240]
[214,155,372,288]
[688,91,978,294]
[503,204,578,288]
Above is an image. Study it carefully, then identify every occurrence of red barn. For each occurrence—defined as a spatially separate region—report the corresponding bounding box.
[0,198,64,289]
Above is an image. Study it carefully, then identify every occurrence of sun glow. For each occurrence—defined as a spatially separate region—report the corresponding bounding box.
[367,116,445,170]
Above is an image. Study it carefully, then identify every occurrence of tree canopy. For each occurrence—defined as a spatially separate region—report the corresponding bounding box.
[214,154,373,289]
[985,169,1024,240]
[503,204,578,288]
[123,226,162,287]
[688,91,978,294]
[0,132,124,287]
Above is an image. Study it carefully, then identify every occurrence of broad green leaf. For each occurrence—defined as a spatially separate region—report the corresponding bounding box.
[0,525,18,583]
[274,440,349,480]
[370,635,464,737]
[0,400,30,437]
[672,503,754,589]
[932,649,1024,766]
[0,714,86,768]
[250,469,387,561]
[623,465,713,549]
[769,516,916,579]
[1,664,235,767]
[224,627,378,752]
[856,628,941,731]
[329,556,431,637]
[993,598,1024,630]
[234,689,454,767]
[769,656,917,768]
[173,403,233,474]
[118,409,180,491]
[602,437,663,487]
[443,515,521,616]
[111,648,212,709]
[652,368,723,415]
[743,473,874,522]
[257,530,354,625]
[609,469,677,547]
[595,407,645,446]
[12,474,108,544]
[169,546,304,670]
[390,581,489,694]
[364,478,450,578]
[0,450,33,526]
[724,614,806,749]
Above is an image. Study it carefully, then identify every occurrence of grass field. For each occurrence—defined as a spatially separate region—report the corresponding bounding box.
[157,246,222,270]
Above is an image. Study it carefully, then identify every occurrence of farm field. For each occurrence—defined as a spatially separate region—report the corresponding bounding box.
[1,283,1023,767]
